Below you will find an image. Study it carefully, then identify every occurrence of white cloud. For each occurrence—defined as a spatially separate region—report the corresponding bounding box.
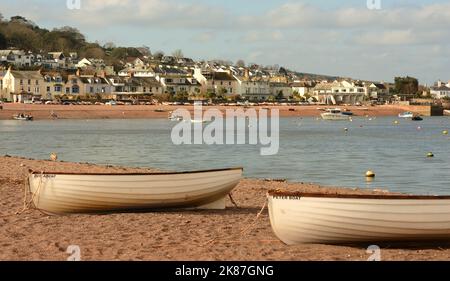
[64,0,230,28]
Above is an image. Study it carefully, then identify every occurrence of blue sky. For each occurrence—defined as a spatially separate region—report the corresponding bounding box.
[1,0,450,84]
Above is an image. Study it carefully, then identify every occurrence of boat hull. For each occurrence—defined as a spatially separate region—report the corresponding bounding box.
[321,113,349,121]
[399,112,414,118]
[268,193,450,245]
[29,168,243,215]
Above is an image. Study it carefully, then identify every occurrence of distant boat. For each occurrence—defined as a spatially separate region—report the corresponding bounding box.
[321,109,350,121]
[412,116,423,121]
[444,110,450,116]
[268,191,450,245]
[189,119,209,124]
[28,168,243,215]
[399,112,414,118]
[168,112,183,121]
[13,114,33,121]
[341,110,354,116]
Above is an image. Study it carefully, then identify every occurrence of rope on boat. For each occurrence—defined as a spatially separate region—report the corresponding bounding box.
[228,193,239,208]
[239,199,268,236]
[0,171,43,218]
[203,199,269,246]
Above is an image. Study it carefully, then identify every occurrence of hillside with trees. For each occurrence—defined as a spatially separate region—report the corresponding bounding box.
[1,13,342,80]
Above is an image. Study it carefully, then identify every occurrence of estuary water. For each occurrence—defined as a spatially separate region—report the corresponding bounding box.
[1,117,449,195]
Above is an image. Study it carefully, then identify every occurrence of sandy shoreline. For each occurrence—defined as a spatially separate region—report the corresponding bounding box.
[0,104,406,120]
[1,156,450,261]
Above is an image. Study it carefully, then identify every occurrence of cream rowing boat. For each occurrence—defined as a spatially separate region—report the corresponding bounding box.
[268,191,450,245]
[28,168,243,215]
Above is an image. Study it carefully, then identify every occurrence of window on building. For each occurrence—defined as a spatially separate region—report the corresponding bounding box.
[90,87,94,93]
[36,80,39,85]
[20,80,23,85]
[47,86,51,92]
[66,87,70,94]
[72,86,79,94]
[55,86,62,92]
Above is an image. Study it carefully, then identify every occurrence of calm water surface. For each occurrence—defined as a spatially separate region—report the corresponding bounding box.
[1,117,449,195]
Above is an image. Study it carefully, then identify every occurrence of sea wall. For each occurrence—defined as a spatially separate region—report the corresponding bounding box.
[382,105,444,116]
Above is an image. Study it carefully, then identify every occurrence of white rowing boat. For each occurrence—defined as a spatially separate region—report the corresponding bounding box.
[268,191,450,245]
[28,168,243,215]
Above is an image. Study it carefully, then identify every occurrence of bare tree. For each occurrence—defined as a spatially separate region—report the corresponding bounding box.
[236,59,246,67]
[153,50,165,60]
[172,49,184,59]
[103,42,116,50]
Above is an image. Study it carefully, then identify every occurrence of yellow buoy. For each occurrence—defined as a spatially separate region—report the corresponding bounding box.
[427,152,434,158]
[443,130,449,135]
[394,120,399,125]
[366,171,375,178]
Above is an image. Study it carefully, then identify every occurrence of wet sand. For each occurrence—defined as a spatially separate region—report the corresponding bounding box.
[0,104,405,120]
[1,156,450,261]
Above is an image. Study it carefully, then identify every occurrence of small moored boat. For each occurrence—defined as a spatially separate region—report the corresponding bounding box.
[168,112,183,121]
[13,114,33,121]
[28,168,243,215]
[321,109,350,121]
[399,112,414,118]
[412,116,423,121]
[268,191,450,245]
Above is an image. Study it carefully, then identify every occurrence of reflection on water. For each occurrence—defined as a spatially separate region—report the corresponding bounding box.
[1,117,449,195]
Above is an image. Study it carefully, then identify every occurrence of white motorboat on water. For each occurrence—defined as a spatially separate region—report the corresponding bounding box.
[168,112,183,121]
[399,112,414,118]
[28,168,243,215]
[320,109,350,121]
[268,191,450,245]
[13,114,33,121]
[190,119,209,124]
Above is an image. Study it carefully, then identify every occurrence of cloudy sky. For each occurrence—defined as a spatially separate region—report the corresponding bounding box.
[1,0,450,84]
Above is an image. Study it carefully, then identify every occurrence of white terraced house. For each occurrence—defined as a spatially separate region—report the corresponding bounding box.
[430,81,450,99]
[313,80,366,105]
[1,69,44,102]
[233,70,272,101]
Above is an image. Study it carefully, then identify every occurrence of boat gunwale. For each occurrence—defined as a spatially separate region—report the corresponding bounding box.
[267,191,450,200]
[29,167,243,176]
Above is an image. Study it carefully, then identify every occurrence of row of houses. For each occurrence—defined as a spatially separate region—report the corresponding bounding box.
[0,49,79,69]
[1,66,395,104]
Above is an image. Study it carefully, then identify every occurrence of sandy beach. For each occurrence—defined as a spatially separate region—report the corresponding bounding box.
[1,156,450,261]
[0,103,406,120]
